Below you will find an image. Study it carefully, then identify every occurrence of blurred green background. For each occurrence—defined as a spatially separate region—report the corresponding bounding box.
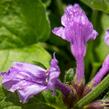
[0,0,109,108]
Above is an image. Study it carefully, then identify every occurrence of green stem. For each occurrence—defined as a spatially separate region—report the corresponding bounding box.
[74,74,109,108]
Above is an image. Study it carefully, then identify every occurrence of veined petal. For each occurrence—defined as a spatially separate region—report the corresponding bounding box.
[1,62,48,101]
[52,27,66,40]
[2,71,47,93]
[47,54,60,94]
[3,79,32,92]
[1,54,61,103]
[18,84,47,103]
[12,62,46,78]
[87,30,98,41]
[52,4,98,58]
[2,64,47,87]
[3,79,19,92]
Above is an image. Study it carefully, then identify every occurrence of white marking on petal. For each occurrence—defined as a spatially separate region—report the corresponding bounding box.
[104,30,109,46]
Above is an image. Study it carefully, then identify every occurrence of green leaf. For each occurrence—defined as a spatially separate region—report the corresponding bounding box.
[0,0,50,49]
[0,43,51,71]
[42,91,67,109]
[81,0,109,13]
[22,94,55,109]
[0,86,51,109]
[64,68,74,83]
[22,91,66,109]
[0,85,21,109]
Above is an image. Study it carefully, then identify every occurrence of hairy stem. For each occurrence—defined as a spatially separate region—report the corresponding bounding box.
[75,58,84,84]
[74,74,109,108]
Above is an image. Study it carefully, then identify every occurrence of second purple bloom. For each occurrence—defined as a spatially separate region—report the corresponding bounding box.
[1,55,60,103]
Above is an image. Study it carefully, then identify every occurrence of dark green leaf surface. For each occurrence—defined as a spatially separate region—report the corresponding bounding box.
[0,43,51,71]
[42,91,67,109]
[64,68,74,83]
[0,0,50,49]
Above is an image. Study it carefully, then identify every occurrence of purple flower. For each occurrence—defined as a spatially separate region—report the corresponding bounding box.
[1,55,60,103]
[52,4,98,83]
[104,29,109,45]
[91,55,109,86]
[52,4,98,59]
[84,100,105,109]
[83,55,109,95]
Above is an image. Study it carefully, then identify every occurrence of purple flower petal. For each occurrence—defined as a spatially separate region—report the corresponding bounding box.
[2,62,47,86]
[52,4,98,83]
[1,55,62,103]
[91,55,109,86]
[0,62,47,102]
[53,4,98,58]
[85,100,104,109]
[52,27,66,40]
[87,30,98,41]
[104,29,109,45]
[47,54,60,95]
[18,84,47,103]
[84,55,109,95]
[12,62,46,78]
